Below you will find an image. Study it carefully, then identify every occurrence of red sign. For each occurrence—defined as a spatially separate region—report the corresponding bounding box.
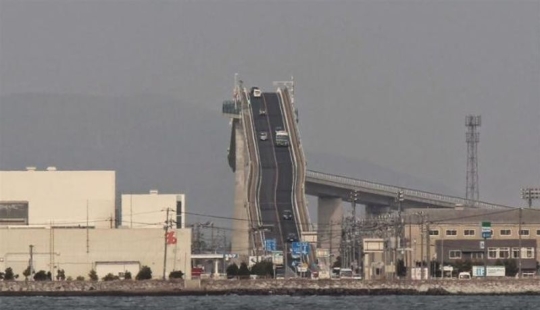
[166,231,177,245]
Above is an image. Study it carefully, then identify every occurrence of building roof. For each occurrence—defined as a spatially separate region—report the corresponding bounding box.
[405,208,540,225]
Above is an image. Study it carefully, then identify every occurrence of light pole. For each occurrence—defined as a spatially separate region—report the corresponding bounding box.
[521,188,540,208]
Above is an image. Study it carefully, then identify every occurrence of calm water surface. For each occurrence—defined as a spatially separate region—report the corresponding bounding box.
[0,295,538,310]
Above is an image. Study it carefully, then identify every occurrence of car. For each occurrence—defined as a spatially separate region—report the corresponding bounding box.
[286,233,298,243]
[259,131,268,141]
[251,87,261,98]
[259,108,266,116]
[282,210,293,220]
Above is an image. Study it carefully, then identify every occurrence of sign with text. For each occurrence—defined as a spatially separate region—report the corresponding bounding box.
[265,239,277,251]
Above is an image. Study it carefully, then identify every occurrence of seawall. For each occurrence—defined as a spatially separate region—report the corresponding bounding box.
[1,279,540,296]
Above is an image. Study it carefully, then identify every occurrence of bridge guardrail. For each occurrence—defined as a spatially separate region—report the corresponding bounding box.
[279,88,311,233]
[305,170,510,209]
[239,87,264,252]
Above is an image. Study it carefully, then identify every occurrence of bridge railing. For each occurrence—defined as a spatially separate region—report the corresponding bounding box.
[305,170,511,209]
[239,87,265,253]
[278,88,311,234]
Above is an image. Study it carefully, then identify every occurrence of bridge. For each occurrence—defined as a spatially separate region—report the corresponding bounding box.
[222,78,511,268]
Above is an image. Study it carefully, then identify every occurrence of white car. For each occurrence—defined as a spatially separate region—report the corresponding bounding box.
[251,87,261,98]
[259,131,268,141]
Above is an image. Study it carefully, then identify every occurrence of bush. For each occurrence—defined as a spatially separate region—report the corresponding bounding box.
[124,271,132,280]
[250,261,274,277]
[238,262,250,279]
[22,266,32,280]
[226,263,239,278]
[66,276,73,281]
[169,270,184,279]
[136,266,152,280]
[33,270,49,281]
[102,273,119,281]
[76,276,85,281]
[56,269,66,281]
[88,269,98,281]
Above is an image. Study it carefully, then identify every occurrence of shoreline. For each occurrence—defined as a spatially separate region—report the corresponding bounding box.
[2,279,540,297]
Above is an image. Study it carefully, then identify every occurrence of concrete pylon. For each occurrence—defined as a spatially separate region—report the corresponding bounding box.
[231,121,250,255]
[317,196,343,260]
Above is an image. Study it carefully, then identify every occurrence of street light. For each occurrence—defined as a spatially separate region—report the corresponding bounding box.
[521,188,540,208]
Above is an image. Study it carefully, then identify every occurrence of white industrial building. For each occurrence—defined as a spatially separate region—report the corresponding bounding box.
[0,167,192,280]
[121,191,185,229]
[0,167,115,228]
[0,227,191,280]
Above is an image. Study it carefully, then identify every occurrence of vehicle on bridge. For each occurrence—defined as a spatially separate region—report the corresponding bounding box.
[259,131,268,141]
[286,233,298,243]
[282,210,293,220]
[251,87,261,98]
[275,131,289,147]
[259,108,266,116]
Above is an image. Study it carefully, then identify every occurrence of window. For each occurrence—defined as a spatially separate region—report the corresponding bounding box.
[519,229,530,236]
[500,229,511,236]
[446,229,457,236]
[429,230,439,236]
[464,229,475,236]
[536,230,540,236]
[499,247,510,259]
[488,248,497,259]
[449,250,461,259]
[526,247,534,258]
[512,248,520,259]
[472,252,484,259]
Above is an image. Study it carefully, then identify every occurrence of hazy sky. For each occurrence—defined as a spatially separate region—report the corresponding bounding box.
[1,0,539,225]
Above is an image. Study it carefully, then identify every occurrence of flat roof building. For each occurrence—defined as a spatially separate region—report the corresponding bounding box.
[121,191,185,229]
[0,168,115,228]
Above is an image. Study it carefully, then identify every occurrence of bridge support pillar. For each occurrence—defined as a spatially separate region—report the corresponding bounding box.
[317,196,343,260]
[231,123,250,256]
[365,204,391,218]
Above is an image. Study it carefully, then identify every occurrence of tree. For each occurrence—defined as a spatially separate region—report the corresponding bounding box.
[124,271,132,280]
[397,259,407,277]
[22,267,32,281]
[56,269,66,281]
[503,259,518,277]
[226,263,239,278]
[102,273,119,281]
[250,261,274,278]
[237,262,250,279]
[0,267,13,280]
[76,276,85,281]
[136,266,152,280]
[169,270,184,279]
[88,269,98,281]
[33,270,49,281]
[332,256,342,268]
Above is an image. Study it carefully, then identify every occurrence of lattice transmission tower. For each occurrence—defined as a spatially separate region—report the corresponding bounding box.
[465,115,481,205]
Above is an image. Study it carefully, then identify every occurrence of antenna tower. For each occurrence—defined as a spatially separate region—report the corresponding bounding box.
[465,115,481,205]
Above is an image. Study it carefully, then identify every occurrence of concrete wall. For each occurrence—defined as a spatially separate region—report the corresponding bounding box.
[0,169,115,228]
[0,228,191,280]
[121,192,185,229]
[317,197,342,259]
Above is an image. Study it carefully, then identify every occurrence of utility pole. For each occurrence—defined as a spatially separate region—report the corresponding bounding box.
[425,218,430,279]
[86,200,90,254]
[518,207,523,278]
[329,220,333,259]
[350,191,358,270]
[162,207,175,280]
[29,245,34,276]
[419,212,425,280]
